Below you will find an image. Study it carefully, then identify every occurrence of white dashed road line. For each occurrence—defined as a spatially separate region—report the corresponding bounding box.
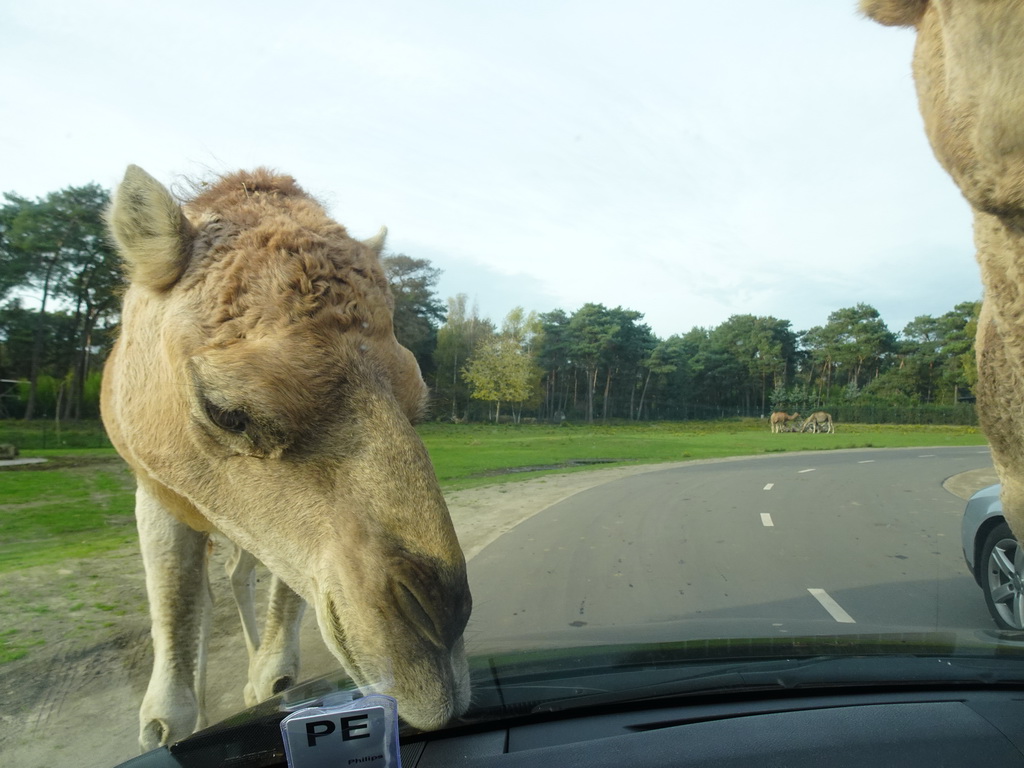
[760,513,774,527]
[763,483,774,491]
[857,460,875,464]
[798,468,816,474]
[807,588,856,623]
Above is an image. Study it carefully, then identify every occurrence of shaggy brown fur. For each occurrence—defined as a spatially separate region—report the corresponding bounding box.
[102,166,470,751]
[181,172,393,333]
[861,1,1024,539]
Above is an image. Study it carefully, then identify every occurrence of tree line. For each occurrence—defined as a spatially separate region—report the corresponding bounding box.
[429,299,979,425]
[0,181,980,425]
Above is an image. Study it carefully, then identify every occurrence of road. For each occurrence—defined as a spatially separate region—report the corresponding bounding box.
[466,446,997,651]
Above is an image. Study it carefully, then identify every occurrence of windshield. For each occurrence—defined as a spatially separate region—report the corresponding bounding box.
[0,2,1007,767]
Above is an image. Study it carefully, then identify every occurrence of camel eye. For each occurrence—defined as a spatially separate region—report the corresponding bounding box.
[204,400,250,434]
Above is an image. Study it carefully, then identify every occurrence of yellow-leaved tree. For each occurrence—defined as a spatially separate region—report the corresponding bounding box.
[462,307,542,423]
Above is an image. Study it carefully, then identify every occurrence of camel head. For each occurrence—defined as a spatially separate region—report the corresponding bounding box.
[861,0,1024,224]
[102,166,471,730]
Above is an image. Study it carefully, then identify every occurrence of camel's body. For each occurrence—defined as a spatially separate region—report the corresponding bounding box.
[101,167,471,750]
[801,411,834,434]
[769,411,801,433]
[862,1,1024,545]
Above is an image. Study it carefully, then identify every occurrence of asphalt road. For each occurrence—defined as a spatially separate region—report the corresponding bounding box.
[466,446,997,650]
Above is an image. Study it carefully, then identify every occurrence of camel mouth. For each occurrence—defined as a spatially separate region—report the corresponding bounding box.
[314,586,470,730]
[387,550,473,652]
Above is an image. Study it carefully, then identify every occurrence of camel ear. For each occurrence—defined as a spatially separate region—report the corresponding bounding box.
[107,165,195,291]
[859,0,927,27]
[361,226,388,258]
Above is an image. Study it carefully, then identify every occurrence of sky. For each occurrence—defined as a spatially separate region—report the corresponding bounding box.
[0,0,982,340]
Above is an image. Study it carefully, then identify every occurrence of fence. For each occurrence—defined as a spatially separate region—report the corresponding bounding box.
[823,403,978,426]
[0,420,113,450]
[607,401,978,426]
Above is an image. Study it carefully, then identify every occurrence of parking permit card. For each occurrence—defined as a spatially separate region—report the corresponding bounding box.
[280,694,402,768]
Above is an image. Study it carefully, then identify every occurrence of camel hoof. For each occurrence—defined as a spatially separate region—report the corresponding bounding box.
[272,676,294,695]
[140,718,171,751]
[243,675,295,707]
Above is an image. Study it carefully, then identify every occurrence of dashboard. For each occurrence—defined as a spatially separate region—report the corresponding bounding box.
[400,688,1024,767]
[124,684,1024,767]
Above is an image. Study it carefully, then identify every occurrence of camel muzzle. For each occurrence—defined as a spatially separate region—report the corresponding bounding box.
[389,561,472,651]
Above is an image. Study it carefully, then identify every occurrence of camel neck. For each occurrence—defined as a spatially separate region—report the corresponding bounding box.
[974,210,1024,328]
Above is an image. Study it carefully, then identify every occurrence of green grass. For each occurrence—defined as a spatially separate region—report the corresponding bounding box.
[0,628,45,663]
[0,421,988,571]
[0,456,136,572]
[417,420,989,490]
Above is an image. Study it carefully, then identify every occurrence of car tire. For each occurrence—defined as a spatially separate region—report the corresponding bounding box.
[981,522,1024,630]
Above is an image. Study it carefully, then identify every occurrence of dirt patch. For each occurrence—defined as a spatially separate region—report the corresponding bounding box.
[943,467,1000,500]
[0,455,122,472]
[0,540,326,767]
[0,458,46,468]
[467,458,625,477]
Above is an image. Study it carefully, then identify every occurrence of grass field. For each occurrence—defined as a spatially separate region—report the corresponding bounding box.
[0,454,137,572]
[0,419,988,571]
[419,420,989,489]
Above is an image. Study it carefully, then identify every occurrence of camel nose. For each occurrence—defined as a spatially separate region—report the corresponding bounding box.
[390,558,471,650]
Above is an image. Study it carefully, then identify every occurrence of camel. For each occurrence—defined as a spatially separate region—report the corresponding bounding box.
[801,411,834,434]
[770,411,801,433]
[861,1,1024,548]
[101,166,471,751]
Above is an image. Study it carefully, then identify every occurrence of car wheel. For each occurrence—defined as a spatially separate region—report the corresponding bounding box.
[981,522,1024,630]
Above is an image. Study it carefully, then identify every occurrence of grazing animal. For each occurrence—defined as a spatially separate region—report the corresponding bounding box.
[801,411,834,434]
[861,0,1024,543]
[101,166,471,750]
[770,411,801,433]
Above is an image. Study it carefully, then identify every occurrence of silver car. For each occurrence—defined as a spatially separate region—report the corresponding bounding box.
[962,483,1024,630]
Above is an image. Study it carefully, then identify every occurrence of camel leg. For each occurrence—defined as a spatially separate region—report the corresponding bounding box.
[225,544,261,658]
[135,484,210,751]
[224,543,305,704]
[243,575,306,706]
[194,561,213,732]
